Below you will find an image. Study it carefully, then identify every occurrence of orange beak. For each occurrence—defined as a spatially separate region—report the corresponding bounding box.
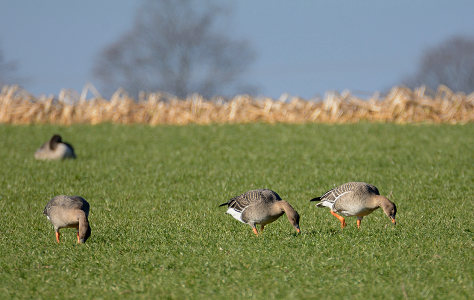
[391,218,396,225]
[296,228,301,234]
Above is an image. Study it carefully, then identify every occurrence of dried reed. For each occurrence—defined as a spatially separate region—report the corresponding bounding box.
[0,85,472,125]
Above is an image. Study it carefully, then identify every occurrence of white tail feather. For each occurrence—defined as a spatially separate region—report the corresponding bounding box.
[226,208,245,223]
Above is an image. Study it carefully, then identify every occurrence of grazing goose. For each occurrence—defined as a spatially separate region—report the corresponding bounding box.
[34,134,76,160]
[43,195,91,243]
[220,189,301,235]
[310,182,396,228]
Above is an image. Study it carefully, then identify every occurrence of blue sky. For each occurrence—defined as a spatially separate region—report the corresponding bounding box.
[0,0,473,99]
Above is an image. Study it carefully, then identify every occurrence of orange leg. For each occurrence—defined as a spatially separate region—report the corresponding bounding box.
[252,227,258,236]
[357,219,362,229]
[330,211,346,228]
[77,232,80,243]
[55,231,60,243]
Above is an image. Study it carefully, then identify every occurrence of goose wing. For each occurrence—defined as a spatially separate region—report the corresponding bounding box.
[220,189,281,212]
[311,182,369,204]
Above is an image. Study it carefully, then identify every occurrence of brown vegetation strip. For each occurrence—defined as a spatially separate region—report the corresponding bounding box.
[1,85,472,125]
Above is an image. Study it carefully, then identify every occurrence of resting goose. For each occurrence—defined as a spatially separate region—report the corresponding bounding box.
[220,189,301,235]
[34,134,76,160]
[310,182,396,228]
[43,195,91,243]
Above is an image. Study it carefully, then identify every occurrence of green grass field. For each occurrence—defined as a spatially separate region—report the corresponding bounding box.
[0,123,472,299]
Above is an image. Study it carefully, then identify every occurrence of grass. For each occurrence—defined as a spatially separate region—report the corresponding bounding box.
[0,123,472,299]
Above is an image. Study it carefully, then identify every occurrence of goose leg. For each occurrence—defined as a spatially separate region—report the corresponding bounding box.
[55,231,60,243]
[330,211,346,228]
[252,226,258,236]
[357,218,362,229]
[77,232,80,243]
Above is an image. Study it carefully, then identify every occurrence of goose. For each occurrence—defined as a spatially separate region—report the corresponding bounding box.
[220,189,301,235]
[43,195,91,243]
[34,134,76,160]
[310,182,396,228]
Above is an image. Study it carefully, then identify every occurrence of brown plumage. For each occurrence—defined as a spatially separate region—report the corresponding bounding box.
[220,189,301,235]
[34,134,76,160]
[43,195,91,243]
[310,182,396,228]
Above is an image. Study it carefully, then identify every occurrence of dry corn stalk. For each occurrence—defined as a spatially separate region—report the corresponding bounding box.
[0,85,472,125]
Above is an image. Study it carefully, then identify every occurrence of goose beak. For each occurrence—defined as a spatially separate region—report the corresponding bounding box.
[296,227,301,234]
[391,218,396,225]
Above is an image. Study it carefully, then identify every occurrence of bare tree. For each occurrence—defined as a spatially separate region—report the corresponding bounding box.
[402,36,474,93]
[0,45,20,87]
[93,0,257,99]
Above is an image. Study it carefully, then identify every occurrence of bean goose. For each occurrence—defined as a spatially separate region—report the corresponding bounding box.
[220,189,301,235]
[43,195,91,243]
[34,134,76,160]
[310,182,396,228]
